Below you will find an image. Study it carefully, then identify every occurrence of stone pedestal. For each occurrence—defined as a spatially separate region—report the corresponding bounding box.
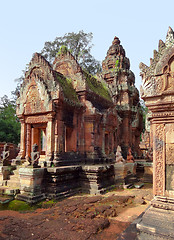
[114,163,127,184]
[16,167,45,203]
[0,166,11,185]
[137,196,174,239]
[114,162,137,185]
[81,164,115,194]
[143,162,153,183]
[45,166,81,199]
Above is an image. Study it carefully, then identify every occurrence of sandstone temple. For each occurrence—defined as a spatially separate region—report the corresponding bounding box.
[0,36,142,202]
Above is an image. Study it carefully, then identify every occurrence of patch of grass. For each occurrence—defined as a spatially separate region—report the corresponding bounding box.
[0,198,59,212]
[37,199,57,209]
[0,199,35,211]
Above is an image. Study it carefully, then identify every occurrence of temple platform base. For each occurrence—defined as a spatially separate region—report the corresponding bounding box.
[136,196,174,240]
[80,164,115,194]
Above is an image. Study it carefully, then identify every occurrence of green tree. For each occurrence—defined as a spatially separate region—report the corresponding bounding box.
[140,99,148,132]
[0,95,20,144]
[41,30,102,74]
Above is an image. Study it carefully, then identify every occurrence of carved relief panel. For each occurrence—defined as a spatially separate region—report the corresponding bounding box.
[24,79,45,115]
[165,125,174,192]
[155,57,174,94]
[154,124,165,196]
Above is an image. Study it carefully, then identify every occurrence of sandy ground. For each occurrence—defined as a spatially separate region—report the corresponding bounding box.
[0,184,153,240]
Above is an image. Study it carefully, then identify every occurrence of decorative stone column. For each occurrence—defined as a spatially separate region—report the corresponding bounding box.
[53,114,60,166]
[13,117,26,165]
[137,27,174,239]
[46,114,54,165]
[26,123,31,160]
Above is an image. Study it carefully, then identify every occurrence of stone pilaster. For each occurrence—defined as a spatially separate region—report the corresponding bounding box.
[26,124,31,159]
[46,114,54,165]
[14,117,26,164]
[137,27,174,239]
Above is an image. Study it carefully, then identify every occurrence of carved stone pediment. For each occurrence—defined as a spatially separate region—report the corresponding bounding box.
[140,27,174,99]
[16,53,57,116]
[17,76,52,115]
[25,82,45,114]
[53,51,85,92]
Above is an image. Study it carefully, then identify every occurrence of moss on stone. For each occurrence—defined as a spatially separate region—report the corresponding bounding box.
[0,199,58,211]
[37,199,57,209]
[85,74,112,102]
[0,199,34,211]
[57,45,68,55]
[56,73,80,105]
[115,59,119,69]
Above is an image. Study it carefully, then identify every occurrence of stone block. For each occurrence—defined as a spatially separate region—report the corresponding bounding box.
[125,162,137,175]
[0,166,11,183]
[143,162,153,183]
[19,167,45,195]
[114,162,137,185]
[137,196,174,239]
[45,166,81,199]
[81,164,115,194]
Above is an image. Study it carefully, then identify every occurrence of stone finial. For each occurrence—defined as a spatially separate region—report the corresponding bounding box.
[30,52,52,69]
[158,39,165,52]
[139,62,148,74]
[112,36,120,45]
[165,26,174,46]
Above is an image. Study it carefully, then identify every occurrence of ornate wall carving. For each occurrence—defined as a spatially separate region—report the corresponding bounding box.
[154,124,165,195]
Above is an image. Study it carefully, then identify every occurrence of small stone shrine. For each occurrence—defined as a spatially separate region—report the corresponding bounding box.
[137,27,174,239]
[0,37,142,202]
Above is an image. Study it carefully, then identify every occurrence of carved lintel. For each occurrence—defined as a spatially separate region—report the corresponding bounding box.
[151,196,174,211]
[26,115,49,124]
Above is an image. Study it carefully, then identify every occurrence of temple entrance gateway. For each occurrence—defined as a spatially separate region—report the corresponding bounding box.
[31,124,47,155]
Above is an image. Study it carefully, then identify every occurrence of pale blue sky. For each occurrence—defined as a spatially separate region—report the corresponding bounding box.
[0,0,173,99]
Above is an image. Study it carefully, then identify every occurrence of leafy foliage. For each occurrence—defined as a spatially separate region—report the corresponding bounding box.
[140,99,148,132]
[0,95,20,144]
[41,30,102,75]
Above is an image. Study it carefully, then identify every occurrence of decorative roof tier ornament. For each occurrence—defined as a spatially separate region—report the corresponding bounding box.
[140,26,174,98]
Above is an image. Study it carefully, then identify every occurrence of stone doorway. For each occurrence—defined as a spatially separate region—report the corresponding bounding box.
[65,126,76,152]
[31,123,47,156]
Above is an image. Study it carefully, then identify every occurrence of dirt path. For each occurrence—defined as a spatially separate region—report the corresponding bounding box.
[0,184,153,240]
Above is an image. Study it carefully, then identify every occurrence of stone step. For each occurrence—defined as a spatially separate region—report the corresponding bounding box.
[4,166,21,189]
[0,186,20,195]
[7,181,21,189]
